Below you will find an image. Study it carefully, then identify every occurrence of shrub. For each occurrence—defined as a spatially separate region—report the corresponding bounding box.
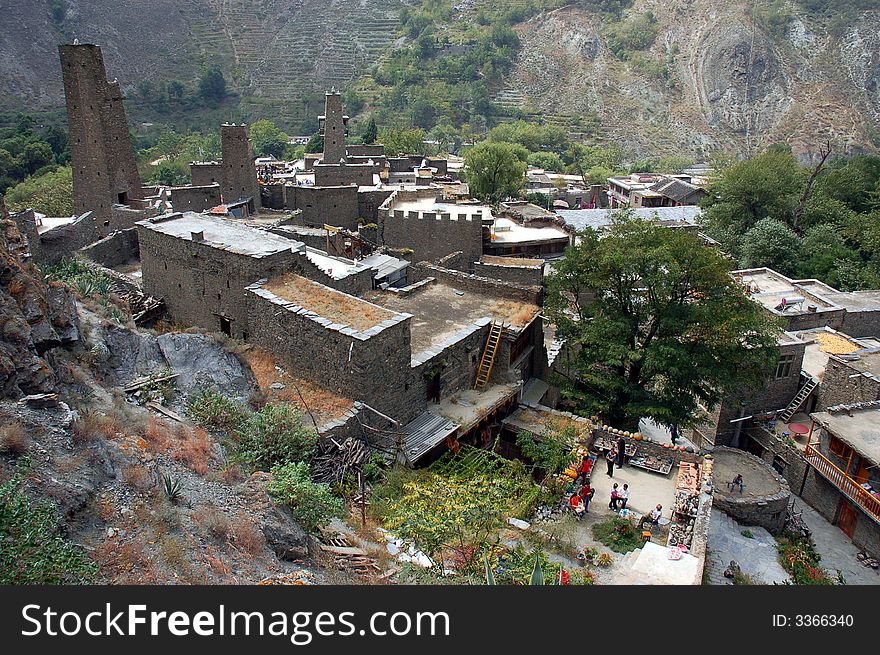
[0,424,28,456]
[231,514,265,555]
[196,508,231,542]
[741,529,754,539]
[234,404,318,471]
[172,426,212,475]
[0,475,96,584]
[268,462,345,534]
[592,516,643,554]
[597,552,614,567]
[777,536,834,585]
[188,389,247,435]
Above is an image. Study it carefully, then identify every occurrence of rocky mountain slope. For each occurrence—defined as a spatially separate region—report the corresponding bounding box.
[1,0,878,156]
[504,1,880,158]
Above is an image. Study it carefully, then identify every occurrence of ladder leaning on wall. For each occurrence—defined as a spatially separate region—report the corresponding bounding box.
[474,321,503,391]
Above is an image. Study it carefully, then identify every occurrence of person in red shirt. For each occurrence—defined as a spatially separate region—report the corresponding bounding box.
[577,455,592,483]
[569,493,585,520]
[580,481,595,513]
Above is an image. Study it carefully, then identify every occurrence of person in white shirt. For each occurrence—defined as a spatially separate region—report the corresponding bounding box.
[617,483,629,509]
[650,504,662,524]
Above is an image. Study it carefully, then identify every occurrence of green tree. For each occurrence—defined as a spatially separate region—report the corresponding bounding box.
[378,127,428,156]
[463,141,527,205]
[267,462,345,534]
[21,142,54,175]
[167,80,185,100]
[798,224,862,290]
[741,218,802,276]
[249,119,288,158]
[5,166,73,216]
[362,116,378,144]
[385,473,508,574]
[305,133,324,154]
[527,151,565,171]
[545,213,780,429]
[198,67,227,102]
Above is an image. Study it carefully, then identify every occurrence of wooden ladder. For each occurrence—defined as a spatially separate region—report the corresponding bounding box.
[474,321,503,391]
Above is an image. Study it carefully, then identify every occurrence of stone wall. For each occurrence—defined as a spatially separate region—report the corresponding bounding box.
[220,124,260,210]
[313,164,375,187]
[191,162,222,187]
[35,213,100,266]
[473,258,544,287]
[292,250,373,297]
[137,223,297,339]
[59,44,143,225]
[357,188,394,226]
[79,228,139,268]
[840,307,880,338]
[710,447,791,534]
[171,185,221,213]
[245,283,418,423]
[413,262,543,306]
[379,191,484,271]
[285,185,359,231]
[108,205,157,234]
[817,356,880,410]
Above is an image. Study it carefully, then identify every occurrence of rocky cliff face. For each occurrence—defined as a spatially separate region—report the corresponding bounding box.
[508,1,880,158]
[0,198,79,397]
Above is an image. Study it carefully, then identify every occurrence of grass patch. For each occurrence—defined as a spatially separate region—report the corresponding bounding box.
[741,529,754,539]
[592,515,643,554]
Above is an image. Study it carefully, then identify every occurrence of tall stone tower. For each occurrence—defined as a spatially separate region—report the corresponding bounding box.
[220,124,261,212]
[59,44,143,224]
[319,91,348,164]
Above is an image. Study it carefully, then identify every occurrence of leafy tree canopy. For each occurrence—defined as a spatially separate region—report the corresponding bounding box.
[546,213,780,429]
[463,140,527,204]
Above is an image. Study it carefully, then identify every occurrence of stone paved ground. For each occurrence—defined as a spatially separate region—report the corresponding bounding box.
[705,509,791,585]
[794,497,880,585]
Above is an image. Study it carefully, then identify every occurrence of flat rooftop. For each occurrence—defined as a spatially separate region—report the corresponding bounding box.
[824,289,880,312]
[363,282,540,355]
[480,255,544,268]
[35,214,77,234]
[712,448,783,499]
[263,273,399,332]
[139,212,302,258]
[837,348,880,379]
[491,217,570,245]
[303,247,368,281]
[734,268,838,314]
[812,408,880,466]
[792,327,868,380]
[391,196,491,218]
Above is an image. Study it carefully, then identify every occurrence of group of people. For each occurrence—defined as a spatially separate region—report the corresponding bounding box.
[608,483,629,510]
[568,456,596,520]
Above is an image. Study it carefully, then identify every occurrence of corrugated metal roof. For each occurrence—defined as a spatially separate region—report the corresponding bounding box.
[359,253,409,280]
[402,411,460,464]
[556,206,703,231]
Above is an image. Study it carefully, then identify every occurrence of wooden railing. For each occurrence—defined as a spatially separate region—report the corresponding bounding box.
[804,442,880,521]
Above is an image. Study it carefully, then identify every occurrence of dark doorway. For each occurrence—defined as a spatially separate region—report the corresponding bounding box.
[219,317,232,337]
[427,373,441,403]
[117,191,128,205]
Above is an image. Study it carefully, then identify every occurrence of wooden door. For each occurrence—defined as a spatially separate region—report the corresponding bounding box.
[854,459,871,485]
[838,501,858,539]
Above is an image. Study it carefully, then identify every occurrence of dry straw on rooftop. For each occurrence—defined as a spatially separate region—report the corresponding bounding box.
[264,273,395,332]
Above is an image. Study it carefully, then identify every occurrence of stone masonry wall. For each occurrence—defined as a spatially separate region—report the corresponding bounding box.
[79,228,139,268]
[818,356,880,410]
[171,185,222,214]
[137,224,297,338]
[59,44,143,225]
[245,284,417,422]
[710,447,791,534]
[473,259,544,287]
[285,185,359,231]
[414,262,543,305]
[191,162,222,187]
[36,213,100,266]
[220,124,260,210]
[314,164,375,187]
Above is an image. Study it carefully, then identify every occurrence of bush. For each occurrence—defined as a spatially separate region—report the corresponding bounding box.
[592,515,643,554]
[0,424,28,456]
[0,475,96,584]
[188,389,246,436]
[267,462,345,534]
[741,529,754,539]
[233,403,317,471]
[777,536,834,585]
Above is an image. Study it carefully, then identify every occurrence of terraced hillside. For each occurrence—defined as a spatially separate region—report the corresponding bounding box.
[0,0,402,129]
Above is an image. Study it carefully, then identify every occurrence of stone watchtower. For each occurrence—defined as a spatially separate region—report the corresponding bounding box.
[220,123,261,212]
[319,91,348,164]
[58,44,143,225]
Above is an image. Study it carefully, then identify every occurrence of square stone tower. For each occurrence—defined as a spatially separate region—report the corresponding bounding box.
[59,44,143,224]
[220,123,261,212]
[319,91,349,164]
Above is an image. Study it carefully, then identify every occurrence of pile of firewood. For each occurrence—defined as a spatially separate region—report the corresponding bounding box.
[311,437,371,485]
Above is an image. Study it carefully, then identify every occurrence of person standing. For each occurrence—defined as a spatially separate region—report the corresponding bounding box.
[609,483,619,510]
[618,483,629,509]
[670,425,678,445]
[577,455,592,484]
[581,481,594,513]
[616,436,626,468]
[605,448,615,477]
